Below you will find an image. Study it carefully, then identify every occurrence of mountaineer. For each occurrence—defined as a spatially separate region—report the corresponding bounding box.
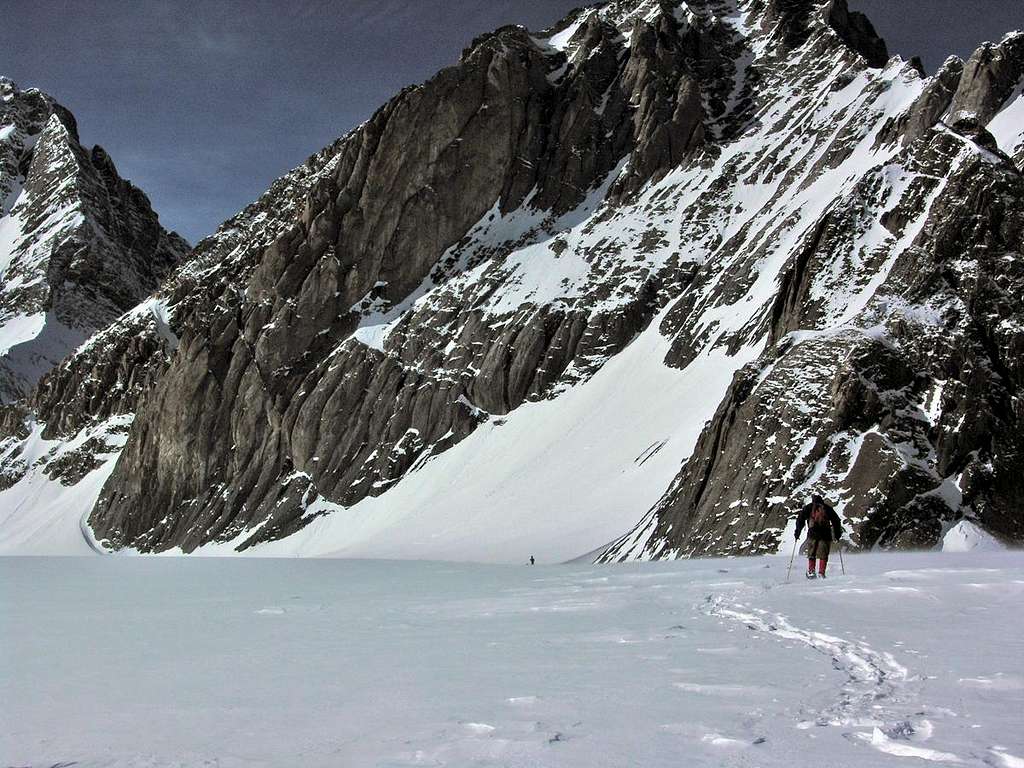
[795,494,843,579]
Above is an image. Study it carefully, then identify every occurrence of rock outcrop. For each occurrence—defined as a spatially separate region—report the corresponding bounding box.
[607,136,1024,557]
[87,4,719,551]
[948,31,1024,125]
[825,0,889,69]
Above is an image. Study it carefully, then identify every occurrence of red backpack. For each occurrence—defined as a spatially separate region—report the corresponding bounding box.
[811,504,827,526]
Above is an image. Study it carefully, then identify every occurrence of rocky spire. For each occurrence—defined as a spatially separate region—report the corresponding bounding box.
[947,31,1024,125]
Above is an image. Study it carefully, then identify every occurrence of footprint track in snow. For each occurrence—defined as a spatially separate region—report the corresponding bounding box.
[702,595,978,763]
[704,596,908,727]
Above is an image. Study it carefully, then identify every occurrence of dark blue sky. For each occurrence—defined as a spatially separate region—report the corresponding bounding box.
[2,1,1022,243]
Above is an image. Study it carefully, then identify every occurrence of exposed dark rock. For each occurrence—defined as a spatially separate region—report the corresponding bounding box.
[32,133,352,439]
[948,32,1024,125]
[76,0,745,552]
[825,0,889,69]
[900,56,964,145]
[43,436,111,485]
[0,401,30,441]
[765,0,819,50]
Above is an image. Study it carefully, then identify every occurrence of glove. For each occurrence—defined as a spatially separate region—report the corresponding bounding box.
[794,530,800,540]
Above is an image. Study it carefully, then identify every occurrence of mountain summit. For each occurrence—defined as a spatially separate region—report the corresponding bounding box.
[1,0,1022,559]
[0,78,188,404]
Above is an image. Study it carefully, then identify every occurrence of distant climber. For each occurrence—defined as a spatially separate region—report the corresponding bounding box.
[529,556,535,566]
[795,494,843,579]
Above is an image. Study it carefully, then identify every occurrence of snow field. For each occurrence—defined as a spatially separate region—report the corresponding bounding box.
[3,550,1022,767]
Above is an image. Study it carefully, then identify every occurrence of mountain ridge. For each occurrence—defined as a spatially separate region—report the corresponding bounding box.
[0,0,1021,560]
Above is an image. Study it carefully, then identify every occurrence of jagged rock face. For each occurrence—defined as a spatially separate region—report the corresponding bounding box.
[92,0,1024,554]
[760,0,885,69]
[88,5,717,551]
[0,133,350,554]
[958,32,1024,170]
[0,78,188,403]
[900,56,965,145]
[30,135,350,439]
[3,0,1022,559]
[602,61,1024,559]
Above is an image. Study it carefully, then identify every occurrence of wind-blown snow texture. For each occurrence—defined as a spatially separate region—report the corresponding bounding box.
[3,552,1023,766]
[1,0,1022,560]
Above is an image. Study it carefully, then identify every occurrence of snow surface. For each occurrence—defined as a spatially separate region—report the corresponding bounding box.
[542,16,587,52]
[3,551,1023,767]
[0,310,45,357]
[0,310,93,406]
[988,76,1024,160]
[942,520,1005,553]
[0,415,132,555]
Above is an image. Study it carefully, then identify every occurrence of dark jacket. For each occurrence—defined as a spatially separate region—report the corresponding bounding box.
[795,501,843,541]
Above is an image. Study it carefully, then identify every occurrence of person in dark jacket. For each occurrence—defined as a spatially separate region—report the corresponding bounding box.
[795,493,843,579]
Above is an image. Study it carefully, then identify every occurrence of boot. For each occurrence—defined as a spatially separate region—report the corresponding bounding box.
[818,558,828,579]
[806,558,817,579]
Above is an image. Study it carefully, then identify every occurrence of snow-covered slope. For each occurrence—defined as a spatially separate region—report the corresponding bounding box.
[4,551,1023,766]
[0,77,188,403]
[0,415,130,555]
[1,1,1022,560]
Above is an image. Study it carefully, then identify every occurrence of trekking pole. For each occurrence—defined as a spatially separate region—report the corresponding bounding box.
[786,538,797,583]
[838,542,846,576]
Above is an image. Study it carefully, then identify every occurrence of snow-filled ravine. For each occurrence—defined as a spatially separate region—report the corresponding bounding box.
[3,551,1023,768]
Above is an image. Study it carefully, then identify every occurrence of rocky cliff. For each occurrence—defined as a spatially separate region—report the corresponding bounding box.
[602,26,1024,559]
[1,0,1022,560]
[0,78,189,404]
